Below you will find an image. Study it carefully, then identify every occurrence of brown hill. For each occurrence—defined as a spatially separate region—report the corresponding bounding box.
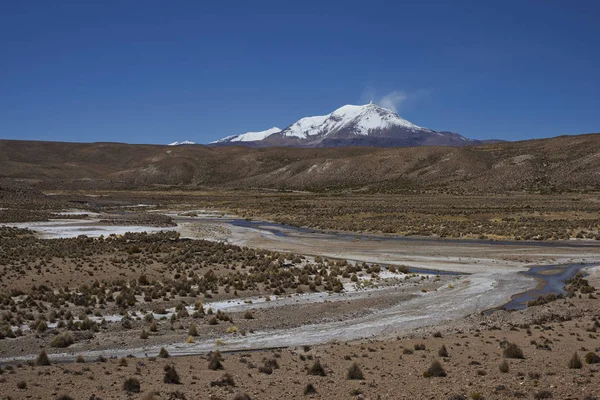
[0,134,599,193]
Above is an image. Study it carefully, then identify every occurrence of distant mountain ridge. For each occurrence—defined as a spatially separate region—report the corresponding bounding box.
[168,140,196,146]
[211,103,480,148]
[212,127,281,144]
[2,133,600,193]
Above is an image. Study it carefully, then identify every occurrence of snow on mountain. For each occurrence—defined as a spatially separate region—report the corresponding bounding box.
[168,140,196,146]
[280,103,424,139]
[211,127,281,143]
[211,103,474,148]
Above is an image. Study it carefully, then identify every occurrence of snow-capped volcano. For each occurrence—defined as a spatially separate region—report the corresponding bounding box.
[279,102,423,139]
[211,127,281,144]
[212,103,476,148]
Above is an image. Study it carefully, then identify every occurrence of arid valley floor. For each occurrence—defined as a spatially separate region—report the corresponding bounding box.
[1,190,600,400]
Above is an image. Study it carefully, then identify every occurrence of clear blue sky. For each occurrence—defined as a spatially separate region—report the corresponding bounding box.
[1,1,599,144]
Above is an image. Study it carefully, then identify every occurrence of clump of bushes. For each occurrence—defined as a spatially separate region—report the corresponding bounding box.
[51,332,74,348]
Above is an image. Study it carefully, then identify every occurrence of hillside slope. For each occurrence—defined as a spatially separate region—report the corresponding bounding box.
[0,134,599,192]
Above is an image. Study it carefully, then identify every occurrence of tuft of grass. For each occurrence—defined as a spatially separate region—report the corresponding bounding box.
[163,365,181,384]
[158,347,170,358]
[75,355,85,363]
[346,362,364,380]
[140,328,149,339]
[503,342,524,359]
[123,377,141,393]
[36,350,51,366]
[233,394,251,400]
[424,360,446,378]
[50,332,74,348]
[568,352,582,369]
[534,390,553,399]
[188,322,198,337]
[499,359,509,373]
[585,351,600,364]
[438,345,449,357]
[210,373,236,387]
[308,359,326,376]
[304,383,317,395]
[17,380,27,389]
[208,351,224,370]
